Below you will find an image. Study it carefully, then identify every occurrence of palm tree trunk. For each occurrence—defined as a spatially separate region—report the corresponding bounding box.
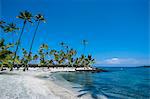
[29,21,40,55]
[26,21,40,70]
[11,20,26,71]
[0,64,4,71]
[11,32,15,52]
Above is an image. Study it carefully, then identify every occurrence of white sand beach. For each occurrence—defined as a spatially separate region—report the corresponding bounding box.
[0,68,92,99]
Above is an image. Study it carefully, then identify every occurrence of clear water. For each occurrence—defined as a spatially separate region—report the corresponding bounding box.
[56,67,150,99]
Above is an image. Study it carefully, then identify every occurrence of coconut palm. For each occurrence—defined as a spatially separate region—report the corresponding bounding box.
[58,50,66,65]
[0,39,15,70]
[50,50,64,65]
[3,23,19,33]
[49,49,57,56]
[83,55,95,68]
[0,51,13,71]
[38,44,49,66]
[24,14,45,70]
[87,55,95,66]
[74,58,80,67]
[78,54,85,67]
[3,23,19,43]
[65,48,76,66]
[53,52,59,65]
[48,59,54,68]
[21,48,33,71]
[12,11,32,71]
[28,14,45,57]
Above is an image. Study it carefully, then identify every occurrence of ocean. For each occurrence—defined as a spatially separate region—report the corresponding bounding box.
[53,67,150,99]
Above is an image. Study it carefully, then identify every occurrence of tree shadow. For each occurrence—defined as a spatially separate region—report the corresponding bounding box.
[0,72,19,75]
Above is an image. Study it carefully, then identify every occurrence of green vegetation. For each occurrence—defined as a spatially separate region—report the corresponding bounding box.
[0,11,95,71]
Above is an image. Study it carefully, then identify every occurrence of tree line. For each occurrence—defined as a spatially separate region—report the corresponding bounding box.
[0,11,95,71]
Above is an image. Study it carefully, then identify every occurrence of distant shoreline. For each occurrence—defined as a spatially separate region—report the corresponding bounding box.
[138,65,150,68]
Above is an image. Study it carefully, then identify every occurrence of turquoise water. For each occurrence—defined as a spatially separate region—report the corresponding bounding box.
[57,67,150,99]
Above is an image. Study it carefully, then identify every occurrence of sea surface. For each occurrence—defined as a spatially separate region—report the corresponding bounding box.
[53,67,150,99]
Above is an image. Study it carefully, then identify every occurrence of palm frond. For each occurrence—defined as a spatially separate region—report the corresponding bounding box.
[35,14,46,23]
[17,10,33,23]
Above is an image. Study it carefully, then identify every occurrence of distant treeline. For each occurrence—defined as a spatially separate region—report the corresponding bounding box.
[0,10,95,71]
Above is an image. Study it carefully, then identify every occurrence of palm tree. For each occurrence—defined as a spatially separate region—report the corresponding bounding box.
[38,44,49,66]
[26,14,45,70]
[48,59,53,68]
[66,49,76,66]
[0,39,14,71]
[3,23,19,43]
[87,55,95,67]
[82,40,88,54]
[11,11,32,71]
[28,14,45,56]
[21,48,29,71]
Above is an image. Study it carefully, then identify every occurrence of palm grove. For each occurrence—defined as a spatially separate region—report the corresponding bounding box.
[0,11,95,71]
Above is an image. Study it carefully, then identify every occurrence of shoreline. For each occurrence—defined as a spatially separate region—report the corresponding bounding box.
[0,68,92,99]
[2,66,107,73]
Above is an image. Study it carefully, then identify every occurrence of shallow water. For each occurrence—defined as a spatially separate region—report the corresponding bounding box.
[54,67,150,99]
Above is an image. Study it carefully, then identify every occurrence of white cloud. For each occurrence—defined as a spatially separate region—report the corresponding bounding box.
[105,58,121,64]
[96,57,145,65]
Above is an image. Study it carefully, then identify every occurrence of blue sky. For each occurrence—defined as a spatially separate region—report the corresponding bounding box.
[1,0,149,66]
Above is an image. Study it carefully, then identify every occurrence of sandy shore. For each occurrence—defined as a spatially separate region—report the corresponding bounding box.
[0,68,92,99]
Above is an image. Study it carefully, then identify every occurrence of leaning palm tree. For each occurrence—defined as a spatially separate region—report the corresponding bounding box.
[28,14,45,57]
[25,14,45,71]
[82,40,88,54]
[0,39,15,71]
[11,11,32,71]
